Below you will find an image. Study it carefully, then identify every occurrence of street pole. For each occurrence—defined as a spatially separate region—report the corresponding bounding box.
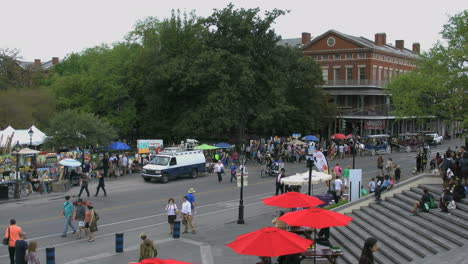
[307,158,314,196]
[237,157,245,224]
[15,152,20,199]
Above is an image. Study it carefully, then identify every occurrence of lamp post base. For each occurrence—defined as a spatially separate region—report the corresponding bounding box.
[237,204,245,224]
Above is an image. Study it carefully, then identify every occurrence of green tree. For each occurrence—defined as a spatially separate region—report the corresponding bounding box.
[387,10,467,131]
[44,109,117,149]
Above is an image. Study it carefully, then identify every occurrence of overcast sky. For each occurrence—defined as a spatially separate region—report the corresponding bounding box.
[1,0,466,61]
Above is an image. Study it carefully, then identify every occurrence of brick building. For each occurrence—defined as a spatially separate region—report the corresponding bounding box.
[296,29,442,137]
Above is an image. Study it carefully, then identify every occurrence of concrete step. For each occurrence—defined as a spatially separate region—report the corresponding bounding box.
[396,193,468,226]
[334,225,398,264]
[362,206,453,252]
[349,212,420,262]
[330,226,365,264]
[375,201,466,245]
[354,208,437,257]
[411,187,468,208]
[404,189,468,212]
[328,235,358,264]
[385,197,468,240]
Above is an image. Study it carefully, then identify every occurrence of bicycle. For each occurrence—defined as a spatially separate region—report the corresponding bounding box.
[7,181,31,199]
[260,164,272,178]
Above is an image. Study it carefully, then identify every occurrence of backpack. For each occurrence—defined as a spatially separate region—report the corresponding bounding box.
[429,197,437,209]
[94,211,100,221]
[447,201,456,210]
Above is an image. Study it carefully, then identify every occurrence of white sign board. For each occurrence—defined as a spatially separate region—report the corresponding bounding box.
[236,174,248,187]
[349,169,362,202]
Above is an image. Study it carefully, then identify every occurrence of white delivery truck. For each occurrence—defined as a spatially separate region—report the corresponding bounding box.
[142,148,206,183]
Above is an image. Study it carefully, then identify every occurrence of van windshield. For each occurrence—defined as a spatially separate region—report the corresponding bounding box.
[150,156,170,166]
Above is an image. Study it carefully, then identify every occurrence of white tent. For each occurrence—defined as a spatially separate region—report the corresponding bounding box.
[0,125,47,147]
[281,170,332,186]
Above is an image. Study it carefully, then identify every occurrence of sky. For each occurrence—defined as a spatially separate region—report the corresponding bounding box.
[1,0,466,62]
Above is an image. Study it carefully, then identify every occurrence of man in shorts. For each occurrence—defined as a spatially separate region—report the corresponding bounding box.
[74,198,87,239]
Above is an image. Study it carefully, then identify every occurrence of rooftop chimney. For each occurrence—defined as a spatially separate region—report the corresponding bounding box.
[395,40,405,50]
[52,57,59,65]
[374,33,386,46]
[412,43,420,54]
[34,59,41,66]
[302,32,311,45]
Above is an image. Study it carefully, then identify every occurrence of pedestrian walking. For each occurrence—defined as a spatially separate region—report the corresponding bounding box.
[394,164,401,183]
[181,196,195,234]
[15,232,28,264]
[359,237,378,264]
[85,202,98,242]
[78,171,90,197]
[102,154,109,177]
[333,164,343,178]
[74,198,87,239]
[333,175,343,203]
[25,240,40,264]
[138,233,157,261]
[95,170,107,197]
[339,144,345,159]
[3,219,23,264]
[376,155,384,176]
[166,198,178,235]
[230,163,237,183]
[122,154,128,176]
[385,158,393,179]
[61,196,77,237]
[343,166,350,188]
[275,168,286,195]
[214,160,224,183]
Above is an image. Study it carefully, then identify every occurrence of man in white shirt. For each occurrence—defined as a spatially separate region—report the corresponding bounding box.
[122,155,128,176]
[333,176,343,203]
[181,196,195,234]
[338,144,345,159]
[214,160,224,183]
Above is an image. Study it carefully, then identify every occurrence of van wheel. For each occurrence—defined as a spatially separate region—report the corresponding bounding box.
[191,169,198,179]
[143,177,151,182]
[161,174,169,184]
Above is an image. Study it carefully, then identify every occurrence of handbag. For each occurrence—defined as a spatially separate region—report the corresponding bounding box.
[2,227,9,245]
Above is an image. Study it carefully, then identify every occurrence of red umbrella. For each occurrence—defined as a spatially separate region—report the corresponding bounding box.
[139,258,197,264]
[346,134,353,139]
[331,133,346,139]
[279,208,352,264]
[278,208,352,229]
[262,192,324,208]
[226,227,313,257]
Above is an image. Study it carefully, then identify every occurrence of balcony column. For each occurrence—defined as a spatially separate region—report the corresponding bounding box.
[360,95,365,112]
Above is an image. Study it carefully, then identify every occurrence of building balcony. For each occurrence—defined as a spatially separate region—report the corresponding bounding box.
[323,79,388,88]
[338,104,395,117]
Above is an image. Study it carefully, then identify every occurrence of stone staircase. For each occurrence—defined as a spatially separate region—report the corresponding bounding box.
[329,184,468,264]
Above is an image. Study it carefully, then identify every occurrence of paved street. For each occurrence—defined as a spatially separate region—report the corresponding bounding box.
[0,139,464,264]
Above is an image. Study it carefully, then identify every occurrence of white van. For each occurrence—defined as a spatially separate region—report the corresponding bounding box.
[142,149,206,183]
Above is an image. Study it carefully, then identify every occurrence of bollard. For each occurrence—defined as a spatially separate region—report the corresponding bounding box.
[46,247,55,264]
[116,233,124,253]
[173,220,181,238]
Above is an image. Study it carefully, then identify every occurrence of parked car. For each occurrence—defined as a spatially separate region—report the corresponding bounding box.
[142,148,206,183]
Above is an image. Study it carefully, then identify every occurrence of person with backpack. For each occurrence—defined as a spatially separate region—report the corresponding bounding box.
[3,219,23,264]
[411,188,434,215]
[61,196,77,237]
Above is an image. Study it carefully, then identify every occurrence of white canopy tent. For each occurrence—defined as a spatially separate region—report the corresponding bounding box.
[281,170,332,186]
[0,125,47,147]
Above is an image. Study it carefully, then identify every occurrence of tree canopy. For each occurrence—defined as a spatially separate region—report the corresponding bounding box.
[44,109,117,149]
[387,10,467,129]
[47,5,334,142]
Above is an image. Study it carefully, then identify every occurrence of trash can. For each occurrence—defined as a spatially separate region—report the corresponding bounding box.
[0,184,9,200]
[173,220,181,239]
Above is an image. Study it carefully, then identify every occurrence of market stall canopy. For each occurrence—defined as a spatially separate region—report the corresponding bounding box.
[281,171,332,186]
[59,158,82,167]
[285,139,307,145]
[109,142,131,150]
[302,135,319,142]
[194,144,218,150]
[0,125,47,147]
[226,226,313,257]
[17,148,40,155]
[279,208,353,229]
[214,142,232,148]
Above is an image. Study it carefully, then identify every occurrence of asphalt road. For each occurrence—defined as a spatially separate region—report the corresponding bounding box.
[0,138,463,263]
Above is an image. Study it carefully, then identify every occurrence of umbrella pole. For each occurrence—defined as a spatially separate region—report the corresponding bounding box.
[314,228,317,264]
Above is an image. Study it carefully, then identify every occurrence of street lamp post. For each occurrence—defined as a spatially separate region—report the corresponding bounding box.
[237,155,246,224]
[307,158,315,195]
[28,128,34,149]
[14,141,21,199]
